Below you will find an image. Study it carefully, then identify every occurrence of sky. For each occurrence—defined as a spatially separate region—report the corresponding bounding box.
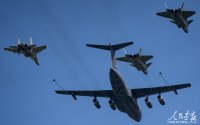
[0,0,199,125]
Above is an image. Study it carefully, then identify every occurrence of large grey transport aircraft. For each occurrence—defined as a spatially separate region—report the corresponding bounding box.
[117,48,153,75]
[4,37,47,65]
[156,2,195,33]
[55,42,191,122]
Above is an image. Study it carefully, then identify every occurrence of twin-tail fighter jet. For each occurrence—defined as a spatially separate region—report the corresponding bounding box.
[156,2,195,33]
[55,41,191,122]
[117,48,153,75]
[4,37,47,65]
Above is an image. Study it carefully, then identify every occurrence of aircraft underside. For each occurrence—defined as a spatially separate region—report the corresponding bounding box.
[112,95,141,122]
[109,68,141,122]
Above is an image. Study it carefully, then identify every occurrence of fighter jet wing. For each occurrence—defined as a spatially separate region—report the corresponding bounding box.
[55,90,114,98]
[156,12,172,19]
[182,11,195,18]
[4,46,20,53]
[28,44,37,48]
[140,55,153,62]
[116,56,131,63]
[32,45,47,53]
[131,83,191,99]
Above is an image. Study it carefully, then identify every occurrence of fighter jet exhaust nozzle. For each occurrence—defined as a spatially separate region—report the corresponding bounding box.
[157,95,165,105]
[126,54,133,58]
[133,54,139,57]
[175,2,184,13]
[145,96,153,108]
[175,9,181,13]
[93,97,101,109]
[109,99,116,110]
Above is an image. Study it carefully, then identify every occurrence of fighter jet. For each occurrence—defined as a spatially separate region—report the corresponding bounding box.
[55,42,191,122]
[4,37,47,65]
[156,2,195,33]
[117,48,153,75]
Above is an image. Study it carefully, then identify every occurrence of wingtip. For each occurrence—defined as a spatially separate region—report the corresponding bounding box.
[55,90,63,94]
[55,90,59,94]
[116,58,120,61]
[86,43,94,47]
[124,41,134,46]
[116,57,120,60]
[156,12,163,17]
[86,43,90,47]
[129,41,134,44]
[129,41,134,45]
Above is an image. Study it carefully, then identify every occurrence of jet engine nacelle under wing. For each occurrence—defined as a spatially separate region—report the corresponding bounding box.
[145,97,153,108]
[109,99,116,110]
[157,95,165,105]
[93,97,101,109]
